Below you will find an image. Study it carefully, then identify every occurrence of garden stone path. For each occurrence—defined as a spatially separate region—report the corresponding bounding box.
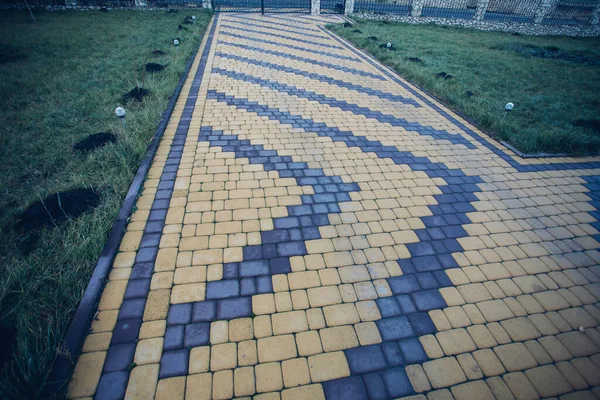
[67,13,600,400]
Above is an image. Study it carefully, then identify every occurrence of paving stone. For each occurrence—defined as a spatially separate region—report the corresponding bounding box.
[398,338,428,364]
[376,316,414,341]
[381,367,415,397]
[451,380,495,400]
[255,362,283,393]
[524,365,573,397]
[281,358,311,388]
[422,357,467,389]
[104,343,136,373]
[167,303,192,325]
[494,343,538,372]
[473,349,506,377]
[502,372,540,400]
[206,279,240,299]
[125,363,159,399]
[281,384,325,400]
[159,349,189,378]
[320,325,359,352]
[322,376,368,400]
[435,328,476,356]
[308,351,350,382]
[272,310,308,335]
[111,319,142,345]
[358,373,386,400]
[345,344,387,374]
[217,297,252,320]
[95,371,129,400]
[234,366,256,396]
[257,335,297,363]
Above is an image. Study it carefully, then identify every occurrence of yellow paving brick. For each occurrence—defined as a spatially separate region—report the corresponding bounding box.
[254,315,273,338]
[322,303,360,326]
[91,310,118,334]
[66,352,106,398]
[451,380,495,400]
[571,357,600,386]
[272,310,308,335]
[473,349,506,377]
[420,334,444,359]
[134,338,163,365]
[234,366,255,397]
[477,299,514,322]
[98,280,127,311]
[229,318,254,342]
[253,293,276,315]
[355,300,382,321]
[189,346,210,374]
[82,332,111,353]
[281,384,325,400]
[502,372,539,400]
[422,357,467,389]
[307,286,342,307]
[320,326,359,352]
[524,365,573,397]
[406,364,431,393]
[125,363,159,400]
[255,362,284,393]
[500,317,541,341]
[355,322,382,345]
[297,330,324,356]
[211,342,237,371]
[211,320,229,344]
[257,335,298,363]
[494,343,538,372]
[307,351,350,382]
[457,353,484,380]
[144,289,171,321]
[436,328,476,355]
[171,283,205,304]
[212,369,233,400]
[272,275,289,292]
[238,339,258,367]
[156,377,185,400]
[282,358,311,388]
[275,292,293,312]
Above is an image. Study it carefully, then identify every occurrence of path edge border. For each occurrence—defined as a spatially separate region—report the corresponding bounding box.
[45,15,215,396]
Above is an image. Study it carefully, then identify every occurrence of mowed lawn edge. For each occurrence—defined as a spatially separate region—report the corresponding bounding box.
[328,19,600,155]
[0,10,211,399]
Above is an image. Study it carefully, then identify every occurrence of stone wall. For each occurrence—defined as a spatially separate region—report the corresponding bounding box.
[353,12,600,36]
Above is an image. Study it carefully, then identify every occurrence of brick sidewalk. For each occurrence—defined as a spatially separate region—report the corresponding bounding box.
[67,13,600,400]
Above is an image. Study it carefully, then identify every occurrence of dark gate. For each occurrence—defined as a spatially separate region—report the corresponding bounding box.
[212,0,312,12]
[321,0,345,13]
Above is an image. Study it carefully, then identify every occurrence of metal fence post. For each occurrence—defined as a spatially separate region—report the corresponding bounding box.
[411,0,425,17]
[344,0,354,15]
[474,0,489,21]
[311,0,321,15]
[534,0,558,23]
[591,2,600,24]
[261,0,265,14]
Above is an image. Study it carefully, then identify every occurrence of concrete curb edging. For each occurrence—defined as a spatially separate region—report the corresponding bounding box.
[45,15,214,396]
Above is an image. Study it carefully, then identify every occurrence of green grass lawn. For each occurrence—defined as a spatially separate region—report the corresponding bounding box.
[0,9,211,398]
[329,19,600,155]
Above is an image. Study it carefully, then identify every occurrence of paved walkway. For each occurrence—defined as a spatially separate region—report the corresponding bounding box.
[67,13,600,400]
